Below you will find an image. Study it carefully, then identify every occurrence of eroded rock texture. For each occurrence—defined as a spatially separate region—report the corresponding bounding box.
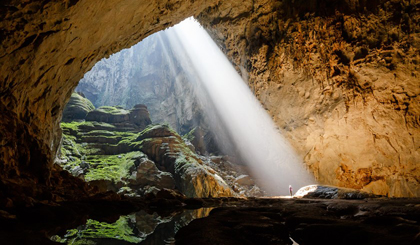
[60,101,238,198]
[62,92,95,122]
[0,0,419,204]
[0,0,220,205]
[198,0,420,197]
[76,31,205,135]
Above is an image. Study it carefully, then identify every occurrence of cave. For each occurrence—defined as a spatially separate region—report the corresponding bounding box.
[0,0,419,244]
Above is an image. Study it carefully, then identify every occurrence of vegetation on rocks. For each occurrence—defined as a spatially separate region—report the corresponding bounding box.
[52,215,141,244]
[84,152,143,182]
[59,94,261,198]
[96,106,130,115]
[62,92,95,122]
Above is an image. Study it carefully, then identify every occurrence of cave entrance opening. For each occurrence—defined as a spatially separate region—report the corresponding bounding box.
[59,17,315,200]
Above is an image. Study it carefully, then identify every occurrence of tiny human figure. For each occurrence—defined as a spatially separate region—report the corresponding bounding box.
[289,185,293,197]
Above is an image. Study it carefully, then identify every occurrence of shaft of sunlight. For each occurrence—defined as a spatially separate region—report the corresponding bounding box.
[166,17,315,195]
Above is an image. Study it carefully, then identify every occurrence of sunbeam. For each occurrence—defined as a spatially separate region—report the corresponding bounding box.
[164,17,315,195]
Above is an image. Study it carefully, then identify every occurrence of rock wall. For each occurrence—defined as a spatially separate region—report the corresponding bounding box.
[198,0,420,197]
[76,31,204,135]
[0,0,418,203]
[0,0,221,205]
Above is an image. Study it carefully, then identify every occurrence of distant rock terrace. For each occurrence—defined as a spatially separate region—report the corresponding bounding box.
[59,93,263,198]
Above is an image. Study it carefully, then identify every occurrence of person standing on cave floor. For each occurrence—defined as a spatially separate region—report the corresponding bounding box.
[289,185,293,197]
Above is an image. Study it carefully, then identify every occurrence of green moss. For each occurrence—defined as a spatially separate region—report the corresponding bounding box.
[119,134,140,145]
[85,130,116,137]
[61,93,95,122]
[80,121,95,127]
[60,119,190,186]
[182,127,196,142]
[60,121,83,137]
[114,131,136,138]
[174,153,197,174]
[60,133,83,167]
[61,121,82,131]
[93,121,115,127]
[60,121,117,135]
[97,106,129,115]
[77,121,116,131]
[81,145,103,155]
[82,131,137,144]
[84,151,143,182]
[56,215,142,244]
[135,124,179,142]
[70,93,95,111]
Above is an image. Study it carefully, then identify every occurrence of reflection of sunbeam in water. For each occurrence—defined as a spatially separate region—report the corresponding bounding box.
[163,17,315,195]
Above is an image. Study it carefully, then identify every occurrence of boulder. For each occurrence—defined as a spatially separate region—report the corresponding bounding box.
[129,104,152,130]
[131,158,175,189]
[136,124,179,141]
[62,92,95,122]
[294,185,380,199]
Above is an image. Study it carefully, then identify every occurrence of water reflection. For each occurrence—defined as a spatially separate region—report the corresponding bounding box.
[51,207,213,244]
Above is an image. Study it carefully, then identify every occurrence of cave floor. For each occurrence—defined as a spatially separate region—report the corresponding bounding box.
[1,196,419,245]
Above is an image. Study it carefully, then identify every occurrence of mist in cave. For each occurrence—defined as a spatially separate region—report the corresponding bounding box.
[164,18,315,195]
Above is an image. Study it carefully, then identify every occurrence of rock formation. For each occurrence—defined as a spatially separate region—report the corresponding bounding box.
[62,92,95,122]
[59,94,260,198]
[183,126,222,155]
[76,32,205,135]
[133,124,235,197]
[0,0,418,206]
[294,184,380,199]
[198,0,420,197]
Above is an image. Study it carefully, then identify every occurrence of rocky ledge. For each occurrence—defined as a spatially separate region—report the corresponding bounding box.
[59,94,262,199]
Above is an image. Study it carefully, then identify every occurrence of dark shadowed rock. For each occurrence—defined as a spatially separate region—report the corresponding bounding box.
[130,158,175,189]
[295,185,380,199]
[183,126,221,155]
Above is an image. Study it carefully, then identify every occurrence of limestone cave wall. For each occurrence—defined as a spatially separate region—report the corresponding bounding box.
[0,0,418,203]
[198,0,420,197]
[0,0,220,204]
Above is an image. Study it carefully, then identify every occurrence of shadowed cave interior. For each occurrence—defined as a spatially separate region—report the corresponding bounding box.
[0,0,419,244]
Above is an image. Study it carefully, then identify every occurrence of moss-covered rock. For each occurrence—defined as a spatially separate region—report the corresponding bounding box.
[85,104,152,132]
[52,215,142,244]
[136,124,180,141]
[62,92,95,122]
[84,151,143,183]
[60,107,235,198]
[86,106,130,124]
[134,124,234,198]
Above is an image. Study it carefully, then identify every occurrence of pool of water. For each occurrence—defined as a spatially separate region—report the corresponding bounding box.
[51,207,213,244]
